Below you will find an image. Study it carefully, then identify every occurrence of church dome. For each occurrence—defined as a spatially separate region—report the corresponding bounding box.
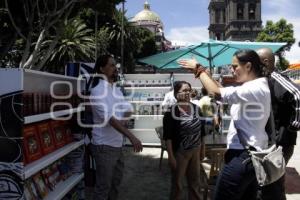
[132,1,162,26]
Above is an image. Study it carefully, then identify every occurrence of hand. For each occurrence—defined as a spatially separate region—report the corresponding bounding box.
[129,135,143,152]
[120,119,128,127]
[178,58,198,71]
[168,157,177,171]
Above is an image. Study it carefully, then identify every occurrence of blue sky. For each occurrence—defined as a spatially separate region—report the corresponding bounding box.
[122,0,300,63]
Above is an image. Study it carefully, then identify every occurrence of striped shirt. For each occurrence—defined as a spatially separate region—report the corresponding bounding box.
[163,103,204,152]
[178,112,203,150]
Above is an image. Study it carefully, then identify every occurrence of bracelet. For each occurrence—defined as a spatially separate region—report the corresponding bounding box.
[194,64,206,78]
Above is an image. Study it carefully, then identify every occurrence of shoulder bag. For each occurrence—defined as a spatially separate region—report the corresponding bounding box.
[235,110,285,186]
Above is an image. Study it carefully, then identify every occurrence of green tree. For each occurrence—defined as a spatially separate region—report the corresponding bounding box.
[75,6,157,73]
[42,18,95,73]
[2,0,79,69]
[105,9,142,73]
[95,27,111,57]
[134,28,157,59]
[256,18,295,70]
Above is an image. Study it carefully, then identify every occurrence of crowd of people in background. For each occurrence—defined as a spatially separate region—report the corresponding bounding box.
[87,48,299,200]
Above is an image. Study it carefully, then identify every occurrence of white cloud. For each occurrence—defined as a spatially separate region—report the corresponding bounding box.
[165,26,209,46]
[165,2,300,63]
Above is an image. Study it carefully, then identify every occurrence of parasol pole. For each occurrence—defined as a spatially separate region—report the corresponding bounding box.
[208,43,213,73]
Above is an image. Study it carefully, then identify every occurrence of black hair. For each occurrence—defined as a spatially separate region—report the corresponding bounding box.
[173,81,191,100]
[91,54,114,88]
[94,54,114,74]
[233,49,266,77]
[201,87,208,96]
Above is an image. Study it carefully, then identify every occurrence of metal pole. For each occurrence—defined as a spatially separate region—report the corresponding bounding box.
[95,11,98,61]
[121,1,125,74]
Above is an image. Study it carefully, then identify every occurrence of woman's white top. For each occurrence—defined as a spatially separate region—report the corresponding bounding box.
[220,77,271,151]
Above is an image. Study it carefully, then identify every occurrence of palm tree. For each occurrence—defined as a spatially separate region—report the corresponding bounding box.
[42,18,95,73]
[106,9,154,72]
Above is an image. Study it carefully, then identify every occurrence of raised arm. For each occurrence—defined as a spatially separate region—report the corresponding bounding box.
[178,59,221,95]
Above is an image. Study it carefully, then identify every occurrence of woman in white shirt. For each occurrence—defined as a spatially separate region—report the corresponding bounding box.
[179,49,270,200]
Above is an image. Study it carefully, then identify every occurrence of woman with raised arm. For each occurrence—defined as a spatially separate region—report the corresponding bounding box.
[179,49,270,200]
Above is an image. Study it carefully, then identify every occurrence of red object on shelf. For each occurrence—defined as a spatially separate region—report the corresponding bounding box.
[23,126,43,164]
[50,121,66,148]
[60,121,73,143]
[36,122,56,155]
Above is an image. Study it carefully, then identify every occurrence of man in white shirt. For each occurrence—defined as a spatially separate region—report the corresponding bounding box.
[89,55,142,200]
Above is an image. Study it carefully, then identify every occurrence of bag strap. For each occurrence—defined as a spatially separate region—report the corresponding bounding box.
[234,108,276,150]
[266,109,276,145]
[234,122,250,150]
[266,78,277,146]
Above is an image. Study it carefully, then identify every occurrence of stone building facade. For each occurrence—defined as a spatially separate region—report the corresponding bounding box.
[208,0,262,41]
[131,1,172,52]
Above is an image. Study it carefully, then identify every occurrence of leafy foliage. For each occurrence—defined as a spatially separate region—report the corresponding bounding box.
[276,56,290,71]
[95,27,111,57]
[256,18,295,50]
[135,28,157,59]
[1,0,157,72]
[43,18,95,72]
[256,18,295,70]
[103,9,156,72]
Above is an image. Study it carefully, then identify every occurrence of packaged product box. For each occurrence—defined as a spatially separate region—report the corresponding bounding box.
[60,120,74,143]
[32,173,49,198]
[23,126,42,164]
[50,121,66,148]
[36,122,56,155]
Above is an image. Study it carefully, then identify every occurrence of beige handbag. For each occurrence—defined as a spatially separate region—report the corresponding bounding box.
[235,109,285,186]
[250,144,285,186]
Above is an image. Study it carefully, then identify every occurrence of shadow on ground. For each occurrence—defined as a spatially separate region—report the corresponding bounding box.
[285,167,300,194]
[118,147,171,200]
[85,147,208,200]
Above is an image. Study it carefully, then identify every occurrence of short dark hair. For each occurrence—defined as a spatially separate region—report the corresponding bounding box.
[233,49,266,77]
[91,54,114,88]
[94,54,114,74]
[173,81,191,100]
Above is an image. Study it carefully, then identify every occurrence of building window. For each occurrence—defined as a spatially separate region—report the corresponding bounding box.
[215,9,221,23]
[216,33,221,40]
[249,4,256,20]
[237,4,244,20]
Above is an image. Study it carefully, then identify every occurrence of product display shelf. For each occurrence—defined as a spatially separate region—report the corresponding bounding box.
[44,172,84,200]
[24,140,84,179]
[25,69,79,81]
[221,115,231,134]
[125,128,160,146]
[122,74,173,145]
[129,128,155,131]
[124,86,170,90]
[24,106,85,124]
[0,68,85,199]
[128,101,163,104]
[132,115,163,118]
